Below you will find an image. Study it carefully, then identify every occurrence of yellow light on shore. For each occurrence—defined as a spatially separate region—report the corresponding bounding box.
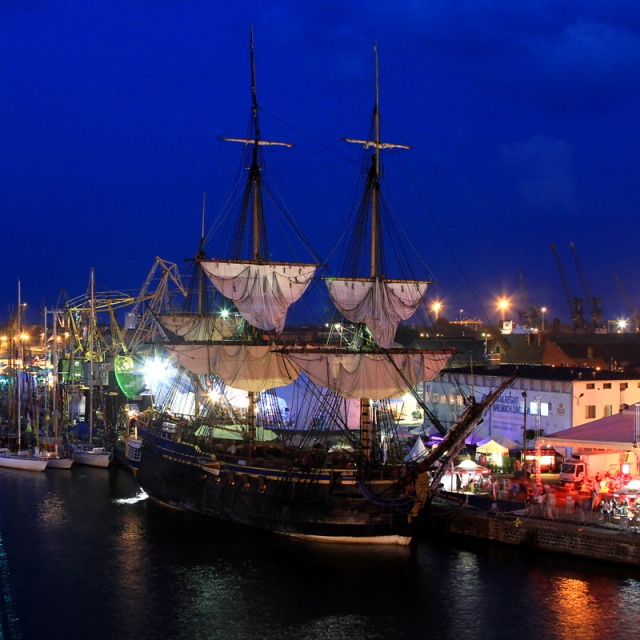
[498,298,509,322]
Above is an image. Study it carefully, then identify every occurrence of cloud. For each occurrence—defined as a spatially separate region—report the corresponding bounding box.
[501,136,575,214]
[531,21,640,92]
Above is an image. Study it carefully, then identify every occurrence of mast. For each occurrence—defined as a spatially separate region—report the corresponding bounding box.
[52,310,60,455]
[371,41,380,278]
[250,27,261,262]
[343,42,411,280]
[17,279,22,450]
[89,267,95,446]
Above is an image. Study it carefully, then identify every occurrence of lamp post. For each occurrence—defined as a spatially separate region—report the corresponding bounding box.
[541,306,547,332]
[432,302,441,321]
[521,391,527,466]
[459,308,463,322]
[482,332,491,356]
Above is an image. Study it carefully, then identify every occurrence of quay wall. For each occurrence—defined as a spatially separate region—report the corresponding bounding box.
[424,504,640,567]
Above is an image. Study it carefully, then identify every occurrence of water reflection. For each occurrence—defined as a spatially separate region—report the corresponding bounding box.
[3,467,640,640]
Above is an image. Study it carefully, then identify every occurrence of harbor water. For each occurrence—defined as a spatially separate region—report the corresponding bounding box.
[2,466,640,640]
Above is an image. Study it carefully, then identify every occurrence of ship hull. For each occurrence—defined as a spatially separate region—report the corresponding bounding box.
[137,430,414,545]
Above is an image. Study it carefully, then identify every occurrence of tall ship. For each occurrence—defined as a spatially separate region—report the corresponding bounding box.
[136,36,514,545]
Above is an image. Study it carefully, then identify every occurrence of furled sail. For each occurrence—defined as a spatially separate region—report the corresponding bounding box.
[287,348,450,400]
[166,343,300,392]
[200,261,317,333]
[156,313,238,341]
[326,277,430,348]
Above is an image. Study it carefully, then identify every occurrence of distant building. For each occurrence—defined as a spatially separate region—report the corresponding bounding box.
[425,364,640,448]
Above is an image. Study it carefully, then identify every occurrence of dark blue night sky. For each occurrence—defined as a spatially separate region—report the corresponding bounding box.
[2,1,639,327]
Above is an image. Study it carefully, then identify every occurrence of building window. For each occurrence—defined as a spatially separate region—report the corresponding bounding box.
[432,393,439,404]
[603,383,612,389]
[585,406,596,419]
[603,405,613,417]
[586,383,595,390]
[621,383,629,390]
[457,395,464,407]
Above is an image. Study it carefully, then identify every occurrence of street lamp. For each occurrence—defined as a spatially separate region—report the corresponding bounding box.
[541,306,547,332]
[521,391,527,466]
[459,309,463,322]
[498,298,509,322]
[432,301,441,321]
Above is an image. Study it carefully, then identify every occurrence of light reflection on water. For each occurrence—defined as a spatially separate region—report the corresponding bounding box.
[2,466,640,640]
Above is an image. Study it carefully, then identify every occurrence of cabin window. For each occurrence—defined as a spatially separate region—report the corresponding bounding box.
[603,405,613,417]
[432,393,439,404]
[585,405,596,419]
[449,394,455,405]
[457,395,464,407]
[603,383,612,389]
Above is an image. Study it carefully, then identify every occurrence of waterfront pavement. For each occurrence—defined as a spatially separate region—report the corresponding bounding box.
[463,473,639,535]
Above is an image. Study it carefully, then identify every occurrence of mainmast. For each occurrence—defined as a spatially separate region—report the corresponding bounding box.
[343,42,410,278]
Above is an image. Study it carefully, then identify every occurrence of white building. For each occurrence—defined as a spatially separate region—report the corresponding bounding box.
[424,365,640,448]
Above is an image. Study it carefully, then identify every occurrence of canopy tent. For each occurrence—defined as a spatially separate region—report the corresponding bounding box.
[539,404,640,452]
[455,459,489,473]
[476,439,509,455]
[404,437,429,463]
[615,480,640,497]
[465,432,488,446]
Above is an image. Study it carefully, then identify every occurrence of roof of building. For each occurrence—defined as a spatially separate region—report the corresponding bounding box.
[504,334,577,367]
[443,363,640,382]
[539,404,640,450]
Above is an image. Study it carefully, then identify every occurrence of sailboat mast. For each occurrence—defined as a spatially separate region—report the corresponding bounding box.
[89,268,95,446]
[17,279,21,450]
[52,311,60,455]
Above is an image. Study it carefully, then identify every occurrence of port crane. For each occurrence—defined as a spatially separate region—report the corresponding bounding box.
[613,273,639,332]
[570,242,602,330]
[550,242,584,330]
[517,269,539,329]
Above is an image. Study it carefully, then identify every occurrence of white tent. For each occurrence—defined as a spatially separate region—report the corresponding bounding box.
[404,437,429,463]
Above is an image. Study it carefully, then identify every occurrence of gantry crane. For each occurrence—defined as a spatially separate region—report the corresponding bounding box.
[570,242,602,329]
[518,269,539,329]
[613,273,640,332]
[550,242,584,330]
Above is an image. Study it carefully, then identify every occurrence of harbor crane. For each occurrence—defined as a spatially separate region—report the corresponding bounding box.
[570,242,602,329]
[613,273,640,332]
[518,269,539,329]
[550,242,584,330]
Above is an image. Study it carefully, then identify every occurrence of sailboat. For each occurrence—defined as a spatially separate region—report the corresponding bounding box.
[36,307,75,469]
[136,38,514,544]
[69,269,111,468]
[0,280,48,472]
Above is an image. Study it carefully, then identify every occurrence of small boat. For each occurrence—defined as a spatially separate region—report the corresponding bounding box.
[0,280,47,473]
[71,446,111,468]
[124,415,147,475]
[0,449,48,472]
[39,450,75,469]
